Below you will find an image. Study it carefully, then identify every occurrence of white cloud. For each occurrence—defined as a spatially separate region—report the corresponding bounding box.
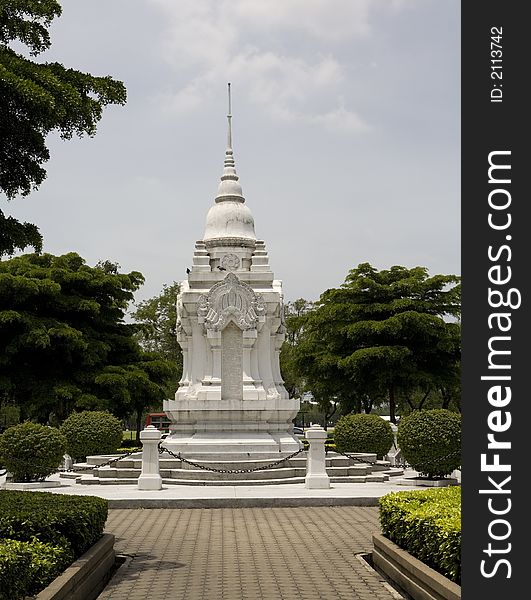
[228,0,374,40]
[148,0,414,129]
[310,105,369,132]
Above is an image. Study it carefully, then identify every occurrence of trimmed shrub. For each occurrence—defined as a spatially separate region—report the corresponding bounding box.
[0,422,66,482]
[334,413,394,459]
[60,410,123,461]
[0,539,32,600]
[25,538,74,596]
[0,538,74,599]
[379,486,461,583]
[0,490,108,556]
[397,409,461,477]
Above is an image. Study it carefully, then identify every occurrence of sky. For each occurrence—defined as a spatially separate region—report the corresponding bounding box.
[5,0,460,306]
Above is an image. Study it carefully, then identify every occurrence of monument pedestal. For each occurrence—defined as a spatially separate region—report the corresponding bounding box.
[162,431,300,456]
[163,396,301,456]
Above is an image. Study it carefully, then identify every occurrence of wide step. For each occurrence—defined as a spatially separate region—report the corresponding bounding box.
[63,450,401,486]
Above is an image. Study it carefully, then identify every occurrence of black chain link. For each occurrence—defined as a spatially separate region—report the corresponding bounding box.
[158,443,305,474]
[334,448,461,472]
[332,449,391,466]
[0,448,139,477]
[394,449,461,472]
[63,448,139,472]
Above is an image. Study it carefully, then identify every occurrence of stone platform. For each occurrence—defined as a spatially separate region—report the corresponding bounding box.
[59,451,404,487]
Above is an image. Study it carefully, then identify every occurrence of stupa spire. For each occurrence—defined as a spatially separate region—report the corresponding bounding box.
[203,83,256,242]
[227,82,232,150]
[216,82,243,203]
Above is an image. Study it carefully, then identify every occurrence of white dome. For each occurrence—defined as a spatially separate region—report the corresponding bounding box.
[203,108,256,242]
[203,200,256,241]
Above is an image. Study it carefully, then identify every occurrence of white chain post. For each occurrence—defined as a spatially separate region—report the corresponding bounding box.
[305,424,330,489]
[138,425,162,490]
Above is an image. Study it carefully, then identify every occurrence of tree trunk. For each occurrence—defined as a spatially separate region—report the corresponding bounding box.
[361,396,373,413]
[441,387,451,409]
[323,401,338,431]
[418,388,431,410]
[135,410,142,442]
[389,385,396,424]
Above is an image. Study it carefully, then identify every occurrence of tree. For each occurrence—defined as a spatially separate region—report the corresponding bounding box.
[95,354,174,441]
[0,1,126,252]
[0,252,169,427]
[294,263,461,423]
[130,282,182,399]
[280,298,313,399]
[0,210,42,257]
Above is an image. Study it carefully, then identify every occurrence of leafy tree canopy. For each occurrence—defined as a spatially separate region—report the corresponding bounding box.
[0,252,170,425]
[130,282,182,399]
[0,0,127,199]
[0,1,127,255]
[0,209,42,256]
[280,298,313,400]
[293,263,461,422]
[131,282,181,360]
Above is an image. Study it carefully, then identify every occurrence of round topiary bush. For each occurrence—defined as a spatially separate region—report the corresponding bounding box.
[59,411,123,461]
[397,409,461,478]
[333,413,394,459]
[0,422,67,482]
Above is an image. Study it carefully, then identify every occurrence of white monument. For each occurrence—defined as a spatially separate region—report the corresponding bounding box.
[163,85,301,457]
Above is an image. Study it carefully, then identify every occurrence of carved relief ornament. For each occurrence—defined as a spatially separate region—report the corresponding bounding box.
[197,272,265,331]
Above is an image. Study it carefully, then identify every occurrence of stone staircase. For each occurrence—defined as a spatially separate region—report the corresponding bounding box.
[59,452,403,486]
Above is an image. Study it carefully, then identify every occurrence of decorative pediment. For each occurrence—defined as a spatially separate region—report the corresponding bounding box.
[198,272,265,331]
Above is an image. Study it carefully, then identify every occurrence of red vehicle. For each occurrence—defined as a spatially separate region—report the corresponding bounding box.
[145,412,172,433]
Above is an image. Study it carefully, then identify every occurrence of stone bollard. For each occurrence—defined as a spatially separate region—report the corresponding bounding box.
[138,425,162,490]
[305,424,330,489]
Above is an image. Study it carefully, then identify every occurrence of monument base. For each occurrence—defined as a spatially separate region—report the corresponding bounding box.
[161,431,301,457]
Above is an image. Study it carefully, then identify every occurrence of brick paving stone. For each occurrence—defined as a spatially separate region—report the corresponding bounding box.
[97,507,404,600]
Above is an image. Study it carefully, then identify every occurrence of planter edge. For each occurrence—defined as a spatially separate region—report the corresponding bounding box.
[372,532,460,600]
[35,533,115,600]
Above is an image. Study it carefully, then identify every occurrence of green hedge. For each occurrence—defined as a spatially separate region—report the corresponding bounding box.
[397,409,461,477]
[379,486,461,583]
[0,539,32,600]
[334,413,394,459]
[0,422,66,482]
[60,410,123,461]
[0,490,108,556]
[0,538,74,600]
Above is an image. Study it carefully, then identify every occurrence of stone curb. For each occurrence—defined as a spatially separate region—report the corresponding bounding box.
[372,533,461,600]
[107,496,380,509]
[35,533,115,600]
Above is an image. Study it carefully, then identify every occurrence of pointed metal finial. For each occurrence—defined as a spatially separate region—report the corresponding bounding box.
[227,82,232,150]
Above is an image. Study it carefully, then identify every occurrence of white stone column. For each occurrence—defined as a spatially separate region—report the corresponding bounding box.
[242,329,257,383]
[138,425,162,490]
[305,424,330,489]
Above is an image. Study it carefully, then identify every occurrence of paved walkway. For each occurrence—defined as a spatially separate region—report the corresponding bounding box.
[99,506,404,600]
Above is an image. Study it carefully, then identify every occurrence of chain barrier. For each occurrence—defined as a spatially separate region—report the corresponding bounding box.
[0,448,140,477]
[63,448,139,473]
[394,449,461,472]
[2,444,461,479]
[158,443,305,474]
[332,449,390,467]
[333,448,461,473]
